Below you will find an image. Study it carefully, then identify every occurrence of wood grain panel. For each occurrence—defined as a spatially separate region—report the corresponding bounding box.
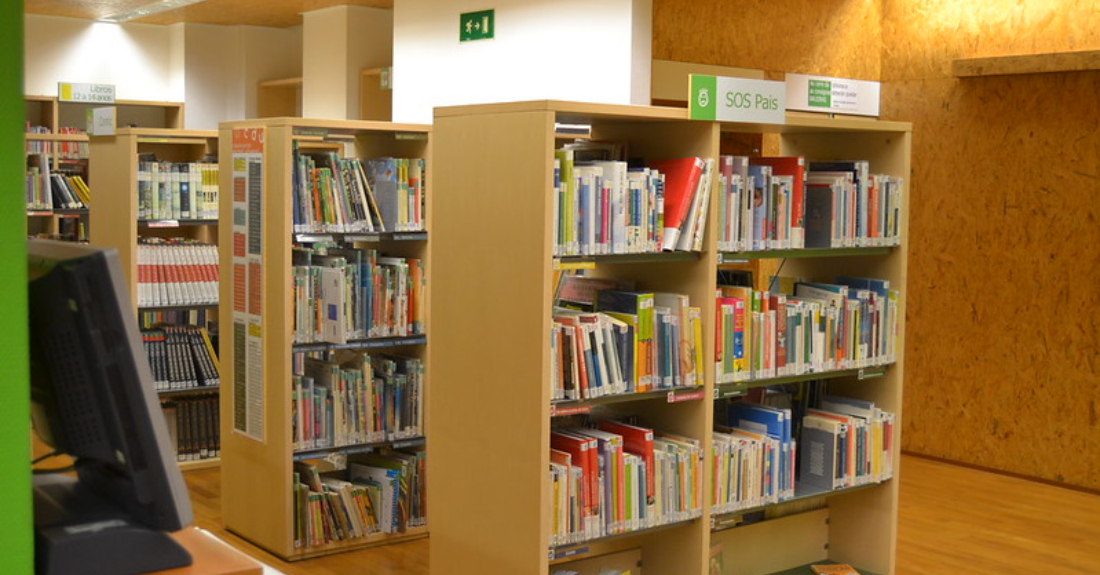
[652,0,882,81]
[882,0,1100,81]
[882,72,1100,489]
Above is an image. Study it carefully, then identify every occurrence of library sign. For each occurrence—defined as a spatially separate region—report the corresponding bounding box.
[786,73,880,116]
[688,74,785,124]
[58,82,116,104]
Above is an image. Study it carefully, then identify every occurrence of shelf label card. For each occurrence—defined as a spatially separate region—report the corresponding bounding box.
[785,73,880,117]
[689,75,785,124]
[460,9,495,42]
[668,390,707,403]
[58,82,116,103]
[550,404,592,417]
[86,106,116,135]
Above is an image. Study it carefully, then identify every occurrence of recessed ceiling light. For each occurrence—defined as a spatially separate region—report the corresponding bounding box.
[99,0,209,23]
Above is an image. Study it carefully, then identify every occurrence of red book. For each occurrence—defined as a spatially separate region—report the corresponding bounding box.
[551,431,600,527]
[750,157,806,248]
[550,432,593,521]
[649,157,705,251]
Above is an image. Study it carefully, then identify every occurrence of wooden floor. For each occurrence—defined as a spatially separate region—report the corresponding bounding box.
[184,454,1100,575]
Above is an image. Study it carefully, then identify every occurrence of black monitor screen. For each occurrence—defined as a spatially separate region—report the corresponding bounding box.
[28,239,193,575]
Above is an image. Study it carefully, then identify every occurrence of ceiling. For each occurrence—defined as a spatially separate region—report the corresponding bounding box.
[25,0,394,28]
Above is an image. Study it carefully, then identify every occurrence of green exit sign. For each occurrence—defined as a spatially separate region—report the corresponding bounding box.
[460,9,494,42]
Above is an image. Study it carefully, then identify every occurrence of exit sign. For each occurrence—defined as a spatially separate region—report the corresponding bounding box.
[460,9,494,42]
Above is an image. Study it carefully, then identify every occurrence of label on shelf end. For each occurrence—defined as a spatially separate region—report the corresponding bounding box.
[553,259,596,271]
[146,220,180,228]
[550,404,592,417]
[550,545,589,561]
[858,367,887,380]
[667,390,707,403]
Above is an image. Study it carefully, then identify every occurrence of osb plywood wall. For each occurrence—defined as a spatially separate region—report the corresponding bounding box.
[881,0,1100,489]
[654,0,1100,489]
[653,0,882,80]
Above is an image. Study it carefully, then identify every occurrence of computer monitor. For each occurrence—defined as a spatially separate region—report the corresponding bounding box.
[27,238,194,575]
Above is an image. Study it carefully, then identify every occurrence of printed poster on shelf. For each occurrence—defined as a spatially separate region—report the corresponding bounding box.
[231,126,265,442]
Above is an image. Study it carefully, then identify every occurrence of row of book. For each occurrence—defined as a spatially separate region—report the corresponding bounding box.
[552,287,704,401]
[161,393,220,462]
[291,352,424,451]
[26,153,90,210]
[549,423,703,547]
[137,161,220,221]
[139,307,216,332]
[25,126,88,159]
[293,449,426,548]
[716,156,903,252]
[293,150,426,234]
[553,144,714,256]
[715,276,899,384]
[26,170,90,210]
[141,325,220,391]
[137,240,219,308]
[292,246,425,344]
[711,394,895,514]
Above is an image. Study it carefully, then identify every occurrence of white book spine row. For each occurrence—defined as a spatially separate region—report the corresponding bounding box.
[136,242,219,307]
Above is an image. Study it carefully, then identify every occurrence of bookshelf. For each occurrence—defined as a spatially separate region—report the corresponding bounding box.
[217,117,431,560]
[257,77,303,118]
[429,101,909,575]
[89,127,222,470]
[25,96,185,239]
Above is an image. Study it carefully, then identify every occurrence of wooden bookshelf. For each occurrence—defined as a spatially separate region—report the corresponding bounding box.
[429,101,910,575]
[89,127,222,467]
[25,97,185,239]
[257,77,303,118]
[217,117,432,560]
[359,67,392,121]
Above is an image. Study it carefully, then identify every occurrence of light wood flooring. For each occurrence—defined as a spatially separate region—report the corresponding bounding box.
[184,454,1100,575]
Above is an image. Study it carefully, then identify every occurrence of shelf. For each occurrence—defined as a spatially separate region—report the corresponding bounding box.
[140,303,219,312]
[953,49,1100,78]
[713,365,891,399]
[178,458,221,472]
[24,132,88,142]
[766,562,880,575]
[158,386,220,398]
[293,436,426,461]
[27,209,88,217]
[293,526,429,560]
[140,219,219,228]
[294,231,427,243]
[710,480,889,532]
[551,386,707,416]
[717,246,893,263]
[550,518,698,562]
[292,334,427,353]
[554,251,700,268]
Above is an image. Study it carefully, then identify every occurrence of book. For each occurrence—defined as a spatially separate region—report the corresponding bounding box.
[596,290,655,391]
[648,157,705,251]
[750,156,806,248]
[811,563,861,574]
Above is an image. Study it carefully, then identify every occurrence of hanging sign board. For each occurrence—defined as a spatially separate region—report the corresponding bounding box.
[58,82,116,104]
[688,74,785,124]
[785,73,880,116]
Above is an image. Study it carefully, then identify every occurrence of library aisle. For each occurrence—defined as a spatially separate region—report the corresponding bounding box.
[183,454,1100,575]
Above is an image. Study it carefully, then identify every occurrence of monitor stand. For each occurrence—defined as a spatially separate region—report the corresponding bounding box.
[33,473,192,575]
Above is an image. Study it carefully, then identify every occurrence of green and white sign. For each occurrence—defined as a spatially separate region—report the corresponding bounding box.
[460,9,494,42]
[786,73,880,116]
[58,82,116,104]
[689,74,785,124]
